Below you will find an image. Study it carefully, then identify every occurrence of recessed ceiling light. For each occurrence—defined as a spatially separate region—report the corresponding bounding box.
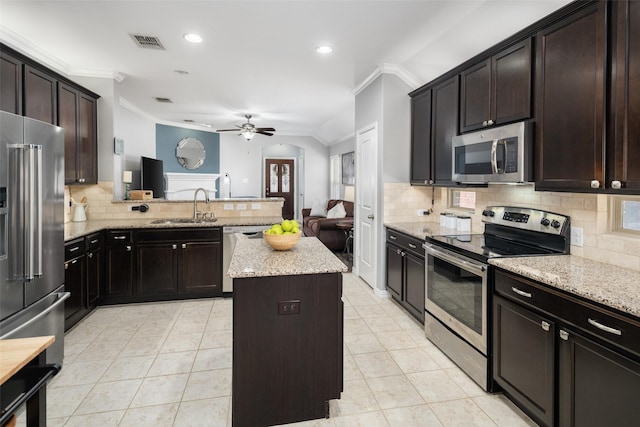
[184,33,203,43]
[316,45,333,54]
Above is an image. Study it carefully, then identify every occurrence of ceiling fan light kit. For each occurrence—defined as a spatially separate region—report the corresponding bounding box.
[216,114,276,141]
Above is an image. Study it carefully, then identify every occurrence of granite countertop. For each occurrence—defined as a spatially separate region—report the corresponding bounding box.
[64,216,282,241]
[384,221,477,240]
[112,197,284,204]
[490,255,640,319]
[228,236,347,278]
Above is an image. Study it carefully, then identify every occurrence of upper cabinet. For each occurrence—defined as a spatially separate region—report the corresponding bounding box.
[460,39,532,133]
[609,0,640,192]
[0,44,99,185]
[409,76,459,186]
[535,2,607,192]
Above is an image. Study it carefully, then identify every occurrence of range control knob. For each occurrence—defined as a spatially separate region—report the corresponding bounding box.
[551,220,561,229]
[540,218,550,227]
[482,209,495,217]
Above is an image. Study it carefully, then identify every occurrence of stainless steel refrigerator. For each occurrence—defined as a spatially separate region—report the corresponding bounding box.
[0,111,69,365]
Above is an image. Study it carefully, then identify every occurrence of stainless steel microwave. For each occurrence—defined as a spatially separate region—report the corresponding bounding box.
[451,121,533,184]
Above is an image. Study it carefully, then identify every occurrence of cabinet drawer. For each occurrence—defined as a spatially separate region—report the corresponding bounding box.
[136,227,221,243]
[495,270,640,357]
[85,232,102,251]
[105,230,133,245]
[65,239,85,260]
[386,229,424,257]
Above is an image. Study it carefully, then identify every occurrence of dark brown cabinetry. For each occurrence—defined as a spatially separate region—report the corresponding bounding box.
[385,229,425,323]
[535,2,607,191]
[609,0,640,191]
[23,64,57,125]
[494,269,640,427]
[85,233,102,307]
[410,90,432,184]
[460,39,532,133]
[233,272,343,427]
[0,51,22,114]
[104,230,135,300]
[58,83,98,185]
[64,239,86,331]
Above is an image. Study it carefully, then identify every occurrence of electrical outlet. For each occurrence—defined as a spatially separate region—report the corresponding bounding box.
[278,300,300,315]
[251,203,261,210]
[223,203,234,210]
[236,203,247,210]
[571,227,583,247]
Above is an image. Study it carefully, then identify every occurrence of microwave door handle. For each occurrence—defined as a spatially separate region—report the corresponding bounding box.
[491,140,499,174]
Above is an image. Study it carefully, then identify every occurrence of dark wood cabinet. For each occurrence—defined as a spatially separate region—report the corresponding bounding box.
[180,241,222,294]
[104,231,135,299]
[609,0,640,191]
[494,269,640,427]
[233,272,343,426]
[85,233,102,307]
[385,229,424,323]
[64,239,86,331]
[493,295,555,427]
[58,83,98,185]
[535,2,607,191]
[431,76,459,186]
[137,243,179,295]
[23,64,57,125]
[0,50,22,114]
[410,90,432,184]
[460,39,532,133]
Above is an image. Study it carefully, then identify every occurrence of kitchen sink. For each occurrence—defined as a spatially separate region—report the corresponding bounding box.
[150,218,218,224]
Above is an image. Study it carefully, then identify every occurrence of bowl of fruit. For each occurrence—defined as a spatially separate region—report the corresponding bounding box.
[263,220,301,250]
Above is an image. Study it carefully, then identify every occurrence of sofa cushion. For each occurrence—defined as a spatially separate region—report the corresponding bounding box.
[310,198,328,217]
[327,201,347,218]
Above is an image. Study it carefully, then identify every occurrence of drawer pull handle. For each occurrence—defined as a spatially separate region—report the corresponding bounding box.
[588,318,622,336]
[113,236,127,240]
[90,239,99,244]
[408,243,417,249]
[511,286,532,298]
[389,235,397,240]
[69,247,80,252]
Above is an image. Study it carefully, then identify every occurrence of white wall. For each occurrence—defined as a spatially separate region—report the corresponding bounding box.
[118,106,156,189]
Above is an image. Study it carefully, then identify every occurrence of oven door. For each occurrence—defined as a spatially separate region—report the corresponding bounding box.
[423,242,488,355]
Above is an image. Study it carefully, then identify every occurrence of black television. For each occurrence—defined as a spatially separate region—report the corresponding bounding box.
[140,156,164,199]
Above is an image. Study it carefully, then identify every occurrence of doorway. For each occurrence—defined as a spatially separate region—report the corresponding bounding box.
[265,158,295,219]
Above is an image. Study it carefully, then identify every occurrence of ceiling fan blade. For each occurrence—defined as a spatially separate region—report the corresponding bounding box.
[255,127,276,132]
[216,128,240,132]
[257,131,274,136]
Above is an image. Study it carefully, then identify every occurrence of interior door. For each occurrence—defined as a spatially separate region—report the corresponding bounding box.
[265,159,294,220]
[356,124,377,287]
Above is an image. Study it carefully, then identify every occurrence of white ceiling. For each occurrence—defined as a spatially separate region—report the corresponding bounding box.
[0,0,572,145]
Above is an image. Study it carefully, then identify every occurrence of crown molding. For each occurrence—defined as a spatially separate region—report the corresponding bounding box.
[119,97,158,123]
[353,63,422,96]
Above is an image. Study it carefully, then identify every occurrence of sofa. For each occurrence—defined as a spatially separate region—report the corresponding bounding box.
[302,199,354,251]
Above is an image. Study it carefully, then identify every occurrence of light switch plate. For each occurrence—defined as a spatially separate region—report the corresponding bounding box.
[223,203,234,210]
[236,203,247,210]
[571,227,583,247]
[251,203,261,210]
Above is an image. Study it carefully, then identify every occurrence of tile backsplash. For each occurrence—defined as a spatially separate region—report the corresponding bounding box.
[384,183,640,271]
[65,182,283,223]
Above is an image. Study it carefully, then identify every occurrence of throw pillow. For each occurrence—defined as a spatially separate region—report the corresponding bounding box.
[327,201,347,219]
[309,198,328,217]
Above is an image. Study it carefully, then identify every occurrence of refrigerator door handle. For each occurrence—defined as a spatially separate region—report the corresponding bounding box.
[30,144,43,278]
[0,291,69,340]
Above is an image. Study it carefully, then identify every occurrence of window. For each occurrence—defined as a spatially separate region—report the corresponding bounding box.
[611,196,640,235]
[329,155,341,199]
[448,189,476,211]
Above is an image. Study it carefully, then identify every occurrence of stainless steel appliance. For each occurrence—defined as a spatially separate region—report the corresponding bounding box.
[452,121,533,184]
[423,206,570,391]
[0,111,69,366]
[222,224,270,293]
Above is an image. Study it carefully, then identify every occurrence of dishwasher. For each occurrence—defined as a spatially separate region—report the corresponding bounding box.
[222,225,271,293]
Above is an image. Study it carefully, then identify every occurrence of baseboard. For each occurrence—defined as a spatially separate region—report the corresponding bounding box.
[374,288,391,298]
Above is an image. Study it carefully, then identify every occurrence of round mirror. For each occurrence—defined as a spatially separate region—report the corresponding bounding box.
[176,137,206,169]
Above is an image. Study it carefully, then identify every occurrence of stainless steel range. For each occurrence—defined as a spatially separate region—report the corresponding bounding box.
[422,206,570,391]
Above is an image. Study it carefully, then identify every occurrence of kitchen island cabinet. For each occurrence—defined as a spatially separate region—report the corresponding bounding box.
[228,236,346,427]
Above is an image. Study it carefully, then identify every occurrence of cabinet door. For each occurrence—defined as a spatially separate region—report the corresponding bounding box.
[0,51,22,114]
[493,296,555,427]
[64,256,85,328]
[77,93,98,184]
[610,0,640,191]
[179,242,221,295]
[137,244,179,295]
[460,59,491,133]
[410,90,433,184]
[493,38,532,126]
[535,2,606,191]
[404,251,425,323]
[86,249,102,306]
[431,76,459,185]
[559,328,640,427]
[385,243,403,300]
[23,64,57,124]
[58,83,79,184]
[105,245,134,297]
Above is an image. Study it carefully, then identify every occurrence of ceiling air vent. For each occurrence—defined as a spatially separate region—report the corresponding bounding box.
[154,97,173,103]
[183,119,195,123]
[130,34,165,50]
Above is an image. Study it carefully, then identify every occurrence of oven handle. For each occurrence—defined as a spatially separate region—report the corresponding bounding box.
[423,243,487,275]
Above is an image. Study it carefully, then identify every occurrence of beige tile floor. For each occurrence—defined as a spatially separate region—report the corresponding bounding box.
[26,272,536,426]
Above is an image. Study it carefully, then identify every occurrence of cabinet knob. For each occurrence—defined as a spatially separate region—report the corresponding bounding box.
[126,245,132,251]
[482,120,488,126]
[559,330,569,341]
[487,119,494,126]
[541,321,550,332]
[172,244,177,250]
[88,252,93,258]
[428,179,434,184]
[611,180,622,190]
[78,178,85,183]
[590,180,600,189]
[182,243,187,249]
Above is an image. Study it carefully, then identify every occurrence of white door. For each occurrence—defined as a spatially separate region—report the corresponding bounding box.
[356,123,377,287]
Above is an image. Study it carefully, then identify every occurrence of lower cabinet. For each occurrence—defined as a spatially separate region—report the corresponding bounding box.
[385,229,425,323]
[104,230,135,300]
[493,269,640,427]
[64,239,85,331]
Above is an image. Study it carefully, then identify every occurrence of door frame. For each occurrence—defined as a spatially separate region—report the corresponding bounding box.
[263,156,298,220]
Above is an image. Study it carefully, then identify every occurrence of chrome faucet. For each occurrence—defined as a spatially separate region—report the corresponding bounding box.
[193,188,210,219]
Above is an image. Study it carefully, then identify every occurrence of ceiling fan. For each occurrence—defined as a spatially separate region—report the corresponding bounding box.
[216,114,276,141]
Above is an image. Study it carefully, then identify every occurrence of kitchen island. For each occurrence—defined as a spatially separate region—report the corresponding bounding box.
[228,236,346,427]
